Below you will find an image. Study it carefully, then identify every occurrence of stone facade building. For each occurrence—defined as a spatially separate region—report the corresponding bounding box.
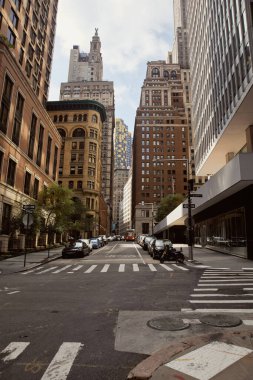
[46,100,107,238]
[0,0,60,253]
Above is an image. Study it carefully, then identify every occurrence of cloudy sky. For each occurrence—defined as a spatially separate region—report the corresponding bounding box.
[49,0,174,132]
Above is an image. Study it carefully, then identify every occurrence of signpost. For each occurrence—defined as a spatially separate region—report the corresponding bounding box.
[190,193,203,198]
[183,204,196,208]
[22,204,35,266]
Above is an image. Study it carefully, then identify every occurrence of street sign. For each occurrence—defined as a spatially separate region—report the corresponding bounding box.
[183,204,195,208]
[22,204,35,212]
[190,193,203,197]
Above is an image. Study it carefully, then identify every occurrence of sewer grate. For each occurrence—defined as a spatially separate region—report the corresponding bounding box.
[199,314,242,328]
[147,317,190,331]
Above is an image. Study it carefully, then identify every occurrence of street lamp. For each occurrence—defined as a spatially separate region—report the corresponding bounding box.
[153,158,194,261]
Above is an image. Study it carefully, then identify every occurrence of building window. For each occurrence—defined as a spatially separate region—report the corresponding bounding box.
[88,167,95,176]
[33,178,39,199]
[0,150,3,177]
[87,181,94,189]
[10,8,18,29]
[1,203,12,234]
[77,180,82,189]
[36,124,44,166]
[72,128,85,137]
[25,60,32,78]
[6,158,16,187]
[77,166,83,174]
[24,171,31,195]
[45,135,52,174]
[7,27,16,46]
[89,142,97,152]
[28,113,37,159]
[53,146,58,180]
[70,166,75,175]
[90,129,98,139]
[0,74,13,134]
[68,181,74,189]
[19,48,24,65]
[92,114,98,123]
[12,93,24,146]
[151,68,160,78]
[13,0,21,10]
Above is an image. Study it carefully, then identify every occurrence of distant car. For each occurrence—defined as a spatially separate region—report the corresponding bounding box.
[62,241,90,258]
[99,235,108,245]
[143,236,155,251]
[77,239,92,252]
[147,237,156,255]
[90,238,101,249]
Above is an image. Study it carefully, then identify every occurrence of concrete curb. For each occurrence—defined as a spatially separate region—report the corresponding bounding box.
[127,328,253,379]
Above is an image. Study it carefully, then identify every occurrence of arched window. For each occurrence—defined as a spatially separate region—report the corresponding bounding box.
[72,128,85,137]
[73,114,77,122]
[151,67,160,78]
[171,70,177,79]
[163,70,169,78]
[83,114,87,121]
[64,115,68,122]
[53,115,57,122]
[57,128,66,138]
[78,114,82,122]
[92,114,98,123]
[59,115,63,122]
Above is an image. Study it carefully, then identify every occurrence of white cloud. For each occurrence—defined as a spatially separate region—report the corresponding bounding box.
[49,0,174,130]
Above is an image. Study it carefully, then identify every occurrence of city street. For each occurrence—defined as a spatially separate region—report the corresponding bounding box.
[0,241,253,379]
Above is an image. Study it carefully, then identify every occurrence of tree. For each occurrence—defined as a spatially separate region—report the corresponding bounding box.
[36,184,75,234]
[156,194,185,222]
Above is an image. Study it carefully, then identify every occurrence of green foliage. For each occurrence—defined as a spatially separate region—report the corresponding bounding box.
[156,193,185,222]
[36,184,75,233]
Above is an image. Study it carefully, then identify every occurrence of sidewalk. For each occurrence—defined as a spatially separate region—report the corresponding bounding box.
[0,247,62,275]
[127,246,253,380]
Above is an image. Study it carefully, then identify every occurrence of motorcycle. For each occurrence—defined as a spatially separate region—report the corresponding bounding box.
[159,246,185,264]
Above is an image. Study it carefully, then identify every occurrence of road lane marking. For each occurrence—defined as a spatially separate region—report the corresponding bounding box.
[244,288,253,290]
[133,243,145,264]
[198,283,253,286]
[183,308,253,313]
[160,264,173,271]
[190,300,253,303]
[133,264,139,272]
[119,264,125,272]
[22,266,44,274]
[101,264,110,272]
[194,288,218,291]
[52,265,72,274]
[1,342,30,362]
[72,265,83,271]
[165,341,253,380]
[7,291,20,295]
[84,265,97,273]
[242,320,253,325]
[199,279,253,282]
[148,264,157,271]
[41,342,83,380]
[191,293,253,297]
[172,264,189,271]
[36,267,58,274]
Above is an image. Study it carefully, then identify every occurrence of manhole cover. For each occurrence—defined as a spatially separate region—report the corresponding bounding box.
[147,317,190,331]
[200,314,242,327]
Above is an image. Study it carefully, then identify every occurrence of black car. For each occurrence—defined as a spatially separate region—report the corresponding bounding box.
[150,239,165,259]
[62,241,90,258]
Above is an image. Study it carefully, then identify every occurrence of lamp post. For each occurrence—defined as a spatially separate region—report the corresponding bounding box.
[153,158,194,261]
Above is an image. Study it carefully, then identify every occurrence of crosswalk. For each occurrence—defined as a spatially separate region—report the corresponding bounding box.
[183,268,253,313]
[0,341,83,379]
[21,263,189,275]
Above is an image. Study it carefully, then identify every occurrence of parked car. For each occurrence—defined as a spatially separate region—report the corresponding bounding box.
[77,238,92,252]
[99,235,108,245]
[97,236,104,247]
[150,239,165,260]
[142,236,155,251]
[90,237,101,249]
[147,237,156,255]
[62,241,90,258]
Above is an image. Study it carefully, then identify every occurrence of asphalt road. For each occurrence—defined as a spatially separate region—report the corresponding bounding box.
[0,241,252,379]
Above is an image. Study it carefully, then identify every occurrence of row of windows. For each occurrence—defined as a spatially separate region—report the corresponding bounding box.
[151,68,178,79]
[53,114,98,123]
[58,180,95,190]
[0,154,41,199]
[58,128,98,139]
[0,74,58,179]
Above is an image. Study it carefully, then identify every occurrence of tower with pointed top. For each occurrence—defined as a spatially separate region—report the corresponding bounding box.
[68,29,103,82]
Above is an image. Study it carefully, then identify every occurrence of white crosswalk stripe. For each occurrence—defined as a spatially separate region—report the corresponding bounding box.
[188,268,253,312]
[20,263,193,275]
[0,342,30,362]
[41,342,83,380]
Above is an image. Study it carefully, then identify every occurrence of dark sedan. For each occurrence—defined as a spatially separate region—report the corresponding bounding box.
[62,241,90,258]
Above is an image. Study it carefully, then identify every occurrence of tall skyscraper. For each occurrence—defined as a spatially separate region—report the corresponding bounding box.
[60,30,115,225]
[172,0,189,69]
[156,1,253,260]
[132,60,191,234]
[114,118,132,169]
[0,0,60,251]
